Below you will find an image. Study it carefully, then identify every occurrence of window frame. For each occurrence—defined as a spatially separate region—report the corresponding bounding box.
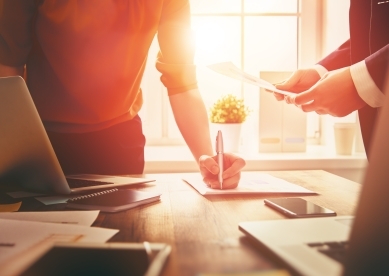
[140,0,322,146]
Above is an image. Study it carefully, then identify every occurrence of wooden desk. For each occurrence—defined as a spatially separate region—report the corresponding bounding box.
[87,170,360,276]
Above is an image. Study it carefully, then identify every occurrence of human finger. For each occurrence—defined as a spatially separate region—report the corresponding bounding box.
[315,110,326,115]
[300,101,317,113]
[203,176,220,188]
[275,71,306,91]
[199,155,219,174]
[273,91,285,101]
[292,90,316,106]
[213,172,240,189]
[222,155,246,180]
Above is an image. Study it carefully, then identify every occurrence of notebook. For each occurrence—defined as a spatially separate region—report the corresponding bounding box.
[239,69,389,276]
[66,189,161,213]
[0,76,155,195]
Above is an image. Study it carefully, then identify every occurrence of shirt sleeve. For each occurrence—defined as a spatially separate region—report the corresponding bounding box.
[313,64,328,78]
[156,0,198,96]
[350,60,385,107]
[0,0,37,66]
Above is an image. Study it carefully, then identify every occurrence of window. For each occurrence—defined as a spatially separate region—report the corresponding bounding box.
[140,0,321,149]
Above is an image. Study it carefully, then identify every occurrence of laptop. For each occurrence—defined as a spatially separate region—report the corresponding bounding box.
[0,76,154,195]
[239,69,389,276]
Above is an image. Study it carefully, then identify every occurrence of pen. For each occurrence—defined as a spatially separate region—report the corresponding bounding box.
[216,130,224,189]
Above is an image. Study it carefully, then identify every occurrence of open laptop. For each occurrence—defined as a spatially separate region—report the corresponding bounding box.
[0,76,154,194]
[239,69,389,276]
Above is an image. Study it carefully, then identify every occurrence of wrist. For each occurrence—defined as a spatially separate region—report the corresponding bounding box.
[313,64,328,78]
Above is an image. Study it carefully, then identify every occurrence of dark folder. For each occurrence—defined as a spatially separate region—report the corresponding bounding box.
[66,188,161,212]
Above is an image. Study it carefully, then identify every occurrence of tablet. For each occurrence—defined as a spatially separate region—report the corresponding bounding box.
[19,242,171,276]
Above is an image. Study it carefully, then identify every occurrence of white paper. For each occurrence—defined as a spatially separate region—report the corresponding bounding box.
[35,195,72,205]
[0,218,118,268]
[0,211,99,226]
[207,62,295,97]
[184,173,316,195]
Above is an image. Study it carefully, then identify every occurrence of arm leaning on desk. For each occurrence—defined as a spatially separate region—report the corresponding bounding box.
[92,170,360,276]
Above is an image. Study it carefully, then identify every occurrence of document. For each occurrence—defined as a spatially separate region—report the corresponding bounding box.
[207,62,295,97]
[183,173,316,195]
[35,195,73,205]
[0,210,99,226]
[0,218,118,271]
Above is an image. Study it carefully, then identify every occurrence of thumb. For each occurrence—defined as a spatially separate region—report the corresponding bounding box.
[275,72,300,90]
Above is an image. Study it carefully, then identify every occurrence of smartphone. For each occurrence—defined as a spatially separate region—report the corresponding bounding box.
[264,198,337,218]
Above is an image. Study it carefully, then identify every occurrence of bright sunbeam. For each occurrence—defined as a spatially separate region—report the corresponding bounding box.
[192,17,240,66]
[194,21,226,58]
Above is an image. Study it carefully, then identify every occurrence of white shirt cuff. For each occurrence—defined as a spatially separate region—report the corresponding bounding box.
[350,60,386,108]
[313,64,328,78]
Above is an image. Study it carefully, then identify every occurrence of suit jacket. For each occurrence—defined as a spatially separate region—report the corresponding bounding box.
[318,0,389,157]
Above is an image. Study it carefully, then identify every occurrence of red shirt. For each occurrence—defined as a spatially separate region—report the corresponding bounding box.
[0,0,197,132]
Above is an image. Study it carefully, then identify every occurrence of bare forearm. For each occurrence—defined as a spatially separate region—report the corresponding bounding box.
[0,64,24,77]
[169,89,213,163]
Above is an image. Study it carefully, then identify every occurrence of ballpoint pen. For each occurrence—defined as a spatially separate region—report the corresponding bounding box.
[216,130,224,189]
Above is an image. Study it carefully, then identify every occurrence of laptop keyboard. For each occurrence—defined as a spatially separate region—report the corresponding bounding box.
[307,241,349,264]
[66,178,114,188]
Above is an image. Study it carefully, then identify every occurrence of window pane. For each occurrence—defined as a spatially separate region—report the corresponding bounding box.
[139,36,163,142]
[190,0,241,14]
[192,16,242,108]
[244,16,297,73]
[244,0,298,13]
[167,16,242,140]
[243,16,297,151]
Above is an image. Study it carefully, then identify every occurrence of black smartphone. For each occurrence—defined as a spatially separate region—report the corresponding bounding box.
[264,198,337,218]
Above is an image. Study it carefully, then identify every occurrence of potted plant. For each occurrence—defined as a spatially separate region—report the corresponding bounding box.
[209,94,250,152]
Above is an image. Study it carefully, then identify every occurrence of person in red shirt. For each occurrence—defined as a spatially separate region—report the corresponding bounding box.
[0,0,245,189]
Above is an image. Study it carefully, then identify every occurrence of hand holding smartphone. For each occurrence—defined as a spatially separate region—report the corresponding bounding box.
[264,198,336,218]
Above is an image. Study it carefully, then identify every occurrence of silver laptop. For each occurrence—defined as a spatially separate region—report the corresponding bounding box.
[0,76,154,194]
[239,69,389,276]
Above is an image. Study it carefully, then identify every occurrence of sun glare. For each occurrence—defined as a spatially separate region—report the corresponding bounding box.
[195,22,225,54]
[192,17,240,66]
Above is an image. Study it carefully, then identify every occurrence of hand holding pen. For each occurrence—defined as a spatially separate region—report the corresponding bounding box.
[198,131,246,189]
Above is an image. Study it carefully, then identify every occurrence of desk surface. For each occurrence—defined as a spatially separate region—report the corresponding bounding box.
[85,170,360,276]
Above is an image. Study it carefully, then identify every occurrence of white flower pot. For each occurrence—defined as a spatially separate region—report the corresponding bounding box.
[210,123,242,153]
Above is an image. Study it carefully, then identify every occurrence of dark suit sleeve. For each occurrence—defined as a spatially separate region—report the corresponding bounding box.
[318,39,352,71]
[365,44,389,93]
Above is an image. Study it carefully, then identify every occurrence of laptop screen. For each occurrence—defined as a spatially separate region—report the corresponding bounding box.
[343,65,389,275]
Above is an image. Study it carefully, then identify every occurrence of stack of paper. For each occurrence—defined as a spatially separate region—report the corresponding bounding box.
[0,211,118,275]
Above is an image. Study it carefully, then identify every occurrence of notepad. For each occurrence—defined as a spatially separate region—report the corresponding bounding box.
[183,173,316,195]
[66,189,161,213]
